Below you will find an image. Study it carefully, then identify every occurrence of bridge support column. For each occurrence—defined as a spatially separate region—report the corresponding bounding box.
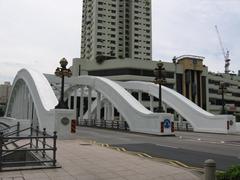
[150,95,154,112]
[111,105,114,121]
[88,87,92,124]
[107,102,113,121]
[74,90,77,123]
[138,92,142,104]
[23,84,27,119]
[178,115,183,127]
[68,94,71,109]
[163,103,167,112]
[80,86,84,124]
[28,95,32,120]
[104,103,107,123]
[52,109,75,139]
[96,91,101,126]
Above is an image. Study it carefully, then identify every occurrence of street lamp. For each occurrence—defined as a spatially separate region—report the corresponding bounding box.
[218,82,227,114]
[55,58,72,109]
[154,61,166,113]
[172,56,177,91]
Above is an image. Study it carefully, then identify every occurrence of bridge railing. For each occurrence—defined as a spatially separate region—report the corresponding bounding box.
[79,119,129,131]
[0,123,57,171]
[174,121,193,132]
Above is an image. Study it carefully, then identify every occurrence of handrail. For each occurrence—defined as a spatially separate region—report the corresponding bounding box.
[0,123,58,171]
[79,119,128,131]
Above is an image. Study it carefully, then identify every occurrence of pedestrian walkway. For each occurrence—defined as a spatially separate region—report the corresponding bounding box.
[0,139,201,180]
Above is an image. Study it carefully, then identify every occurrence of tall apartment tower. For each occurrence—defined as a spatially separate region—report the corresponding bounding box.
[80,0,152,61]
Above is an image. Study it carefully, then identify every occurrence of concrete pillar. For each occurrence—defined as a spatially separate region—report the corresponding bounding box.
[80,86,84,123]
[150,95,154,112]
[138,91,142,104]
[18,86,22,118]
[68,94,71,109]
[28,95,32,121]
[178,115,183,126]
[74,90,77,121]
[204,159,216,180]
[111,105,114,121]
[20,84,25,119]
[23,84,27,119]
[107,102,113,121]
[88,87,92,122]
[104,103,107,121]
[26,87,29,119]
[96,92,101,126]
[162,103,167,112]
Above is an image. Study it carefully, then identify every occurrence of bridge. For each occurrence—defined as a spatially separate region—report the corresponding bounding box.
[1,68,239,138]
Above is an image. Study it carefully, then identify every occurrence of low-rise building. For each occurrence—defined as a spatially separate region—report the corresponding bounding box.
[72,56,240,115]
[0,81,12,115]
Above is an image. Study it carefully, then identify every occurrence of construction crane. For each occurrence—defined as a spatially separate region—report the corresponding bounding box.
[215,25,231,74]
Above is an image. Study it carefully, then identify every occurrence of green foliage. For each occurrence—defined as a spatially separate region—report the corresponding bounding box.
[217,165,240,180]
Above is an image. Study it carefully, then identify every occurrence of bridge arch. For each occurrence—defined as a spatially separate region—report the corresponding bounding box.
[62,76,161,132]
[118,81,236,133]
[5,69,58,130]
[5,69,167,135]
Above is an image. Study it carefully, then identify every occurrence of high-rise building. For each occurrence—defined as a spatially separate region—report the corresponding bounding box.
[80,0,152,61]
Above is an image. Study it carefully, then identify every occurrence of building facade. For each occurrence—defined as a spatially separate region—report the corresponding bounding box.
[81,0,152,61]
[0,81,12,115]
[72,56,240,116]
[75,0,240,116]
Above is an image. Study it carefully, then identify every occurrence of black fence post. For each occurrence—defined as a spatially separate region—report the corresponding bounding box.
[117,121,119,130]
[30,123,33,148]
[0,132,3,171]
[186,123,189,131]
[42,128,46,158]
[16,122,20,137]
[53,131,57,166]
[36,126,39,152]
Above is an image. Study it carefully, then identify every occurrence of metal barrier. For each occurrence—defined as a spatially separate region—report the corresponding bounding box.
[79,119,129,131]
[174,121,193,132]
[0,123,57,171]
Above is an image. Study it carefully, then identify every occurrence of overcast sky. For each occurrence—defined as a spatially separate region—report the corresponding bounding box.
[0,0,239,83]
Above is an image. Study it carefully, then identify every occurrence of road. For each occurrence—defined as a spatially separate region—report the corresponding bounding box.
[76,126,240,170]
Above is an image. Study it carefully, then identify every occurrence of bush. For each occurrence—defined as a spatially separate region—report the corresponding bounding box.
[217,165,240,180]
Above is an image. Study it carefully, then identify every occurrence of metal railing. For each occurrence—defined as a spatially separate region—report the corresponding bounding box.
[79,119,129,131]
[174,121,193,132]
[0,123,57,171]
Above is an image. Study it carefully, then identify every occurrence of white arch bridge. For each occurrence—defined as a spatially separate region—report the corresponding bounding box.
[1,68,238,138]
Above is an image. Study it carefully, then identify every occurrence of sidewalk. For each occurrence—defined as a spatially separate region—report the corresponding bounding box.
[0,139,201,180]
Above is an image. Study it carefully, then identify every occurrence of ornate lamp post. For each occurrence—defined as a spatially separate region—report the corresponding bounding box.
[154,61,166,113]
[55,58,72,109]
[218,82,227,114]
[172,56,177,90]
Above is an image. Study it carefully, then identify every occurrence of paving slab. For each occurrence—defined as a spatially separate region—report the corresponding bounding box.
[0,139,201,180]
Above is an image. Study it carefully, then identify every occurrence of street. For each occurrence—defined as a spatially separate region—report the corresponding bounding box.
[77,126,240,170]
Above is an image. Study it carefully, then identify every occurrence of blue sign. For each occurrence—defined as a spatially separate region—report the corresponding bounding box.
[163,119,171,129]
